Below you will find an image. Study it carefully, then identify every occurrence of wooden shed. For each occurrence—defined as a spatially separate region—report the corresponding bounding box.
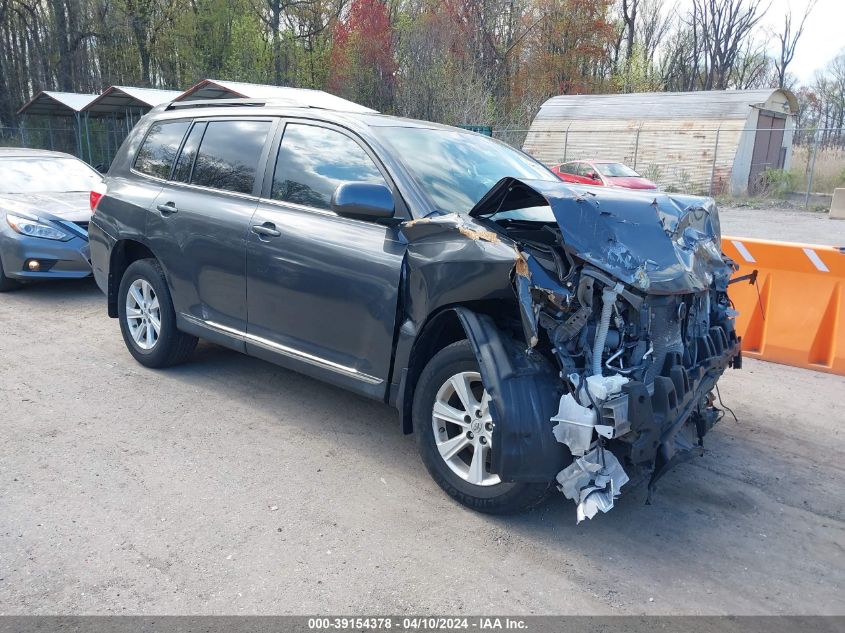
[522,89,798,195]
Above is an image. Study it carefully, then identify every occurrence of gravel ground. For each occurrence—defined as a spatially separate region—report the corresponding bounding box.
[719,205,845,246]
[0,279,843,615]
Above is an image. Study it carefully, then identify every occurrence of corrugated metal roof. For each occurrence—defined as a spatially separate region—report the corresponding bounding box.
[17,91,99,116]
[175,79,377,113]
[83,86,182,115]
[533,89,796,121]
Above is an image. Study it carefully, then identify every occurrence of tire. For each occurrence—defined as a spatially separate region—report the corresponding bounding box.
[414,340,551,514]
[0,256,20,292]
[117,258,197,368]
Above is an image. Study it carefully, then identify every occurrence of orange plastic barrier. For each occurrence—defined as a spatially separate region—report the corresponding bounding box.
[722,236,845,375]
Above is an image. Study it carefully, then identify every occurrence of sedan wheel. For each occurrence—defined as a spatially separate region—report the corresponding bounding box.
[432,371,500,486]
[125,279,161,350]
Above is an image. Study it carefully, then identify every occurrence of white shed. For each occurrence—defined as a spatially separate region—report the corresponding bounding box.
[522,89,798,195]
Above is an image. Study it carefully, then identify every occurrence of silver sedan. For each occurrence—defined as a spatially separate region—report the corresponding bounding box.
[0,148,103,291]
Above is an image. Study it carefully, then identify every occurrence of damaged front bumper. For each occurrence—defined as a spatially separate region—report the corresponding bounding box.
[462,178,742,522]
[554,326,740,521]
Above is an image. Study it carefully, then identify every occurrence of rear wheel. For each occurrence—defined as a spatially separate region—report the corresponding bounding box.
[414,340,551,514]
[118,258,197,368]
[0,257,20,292]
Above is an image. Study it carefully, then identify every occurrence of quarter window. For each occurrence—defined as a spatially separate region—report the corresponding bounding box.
[134,120,191,179]
[191,120,272,194]
[271,124,387,210]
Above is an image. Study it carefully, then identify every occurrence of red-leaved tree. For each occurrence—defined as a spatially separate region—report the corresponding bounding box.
[329,0,396,111]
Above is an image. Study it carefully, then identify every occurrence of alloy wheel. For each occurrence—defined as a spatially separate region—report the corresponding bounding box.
[431,371,500,486]
[125,279,161,350]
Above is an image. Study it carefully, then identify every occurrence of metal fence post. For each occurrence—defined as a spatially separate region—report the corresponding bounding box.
[709,126,721,196]
[805,128,820,208]
[75,112,83,158]
[84,113,93,164]
[633,126,641,170]
[563,124,570,162]
[18,115,28,147]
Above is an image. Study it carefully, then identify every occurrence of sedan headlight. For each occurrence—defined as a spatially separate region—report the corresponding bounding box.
[6,214,71,241]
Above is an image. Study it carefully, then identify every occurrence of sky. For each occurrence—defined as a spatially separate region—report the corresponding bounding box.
[674,0,844,84]
[763,0,844,81]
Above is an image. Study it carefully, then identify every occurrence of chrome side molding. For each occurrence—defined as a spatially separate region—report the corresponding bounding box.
[182,314,383,385]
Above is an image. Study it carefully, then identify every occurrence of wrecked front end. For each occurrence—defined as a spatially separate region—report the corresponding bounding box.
[466,179,742,522]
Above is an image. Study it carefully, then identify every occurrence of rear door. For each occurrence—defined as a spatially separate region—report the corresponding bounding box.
[147,117,276,340]
[245,120,406,397]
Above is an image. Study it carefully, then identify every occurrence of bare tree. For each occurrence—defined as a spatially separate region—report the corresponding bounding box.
[732,36,770,89]
[774,0,816,89]
[694,0,768,90]
[620,0,637,91]
[636,0,670,66]
[663,0,768,91]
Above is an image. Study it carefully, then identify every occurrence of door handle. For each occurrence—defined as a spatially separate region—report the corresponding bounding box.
[157,202,178,215]
[251,222,281,238]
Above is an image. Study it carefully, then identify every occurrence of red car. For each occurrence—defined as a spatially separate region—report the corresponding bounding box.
[551,160,658,191]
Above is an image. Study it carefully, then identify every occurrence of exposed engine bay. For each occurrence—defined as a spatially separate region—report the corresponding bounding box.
[468,178,742,522]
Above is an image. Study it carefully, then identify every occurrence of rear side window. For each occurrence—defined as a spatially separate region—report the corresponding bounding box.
[134,121,191,179]
[271,123,386,210]
[191,120,271,194]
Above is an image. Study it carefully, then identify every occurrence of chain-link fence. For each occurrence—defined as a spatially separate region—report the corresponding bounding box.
[494,126,845,208]
[0,120,129,169]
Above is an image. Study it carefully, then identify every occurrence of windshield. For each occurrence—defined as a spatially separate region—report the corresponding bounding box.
[372,126,557,214]
[0,157,102,193]
[595,162,640,178]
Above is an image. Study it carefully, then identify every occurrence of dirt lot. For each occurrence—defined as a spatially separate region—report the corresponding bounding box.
[0,278,843,616]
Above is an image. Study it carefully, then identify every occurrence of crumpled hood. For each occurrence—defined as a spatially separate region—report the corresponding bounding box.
[0,191,91,224]
[469,177,732,294]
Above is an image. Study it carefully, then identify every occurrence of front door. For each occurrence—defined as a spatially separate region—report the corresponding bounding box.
[147,118,275,335]
[749,112,786,193]
[245,121,406,397]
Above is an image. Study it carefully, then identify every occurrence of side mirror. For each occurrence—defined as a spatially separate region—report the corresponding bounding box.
[331,182,395,220]
[587,171,599,180]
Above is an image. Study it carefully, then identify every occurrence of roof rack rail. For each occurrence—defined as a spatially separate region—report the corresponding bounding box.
[165,98,300,110]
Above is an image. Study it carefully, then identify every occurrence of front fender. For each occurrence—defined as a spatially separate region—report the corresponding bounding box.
[453,307,570,482]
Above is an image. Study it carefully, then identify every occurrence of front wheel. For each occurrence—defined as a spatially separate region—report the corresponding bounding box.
[117,258,197,368]
[413,340,551,514]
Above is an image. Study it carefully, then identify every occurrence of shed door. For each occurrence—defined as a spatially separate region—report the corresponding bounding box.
[749,112,786,193]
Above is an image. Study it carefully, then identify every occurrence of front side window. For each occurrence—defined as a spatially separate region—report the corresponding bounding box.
[191,120,272,194]
[271,123,387,210]
[134,120,191,179]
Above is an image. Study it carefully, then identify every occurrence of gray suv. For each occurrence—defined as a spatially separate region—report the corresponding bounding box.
[89,98,740,520]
